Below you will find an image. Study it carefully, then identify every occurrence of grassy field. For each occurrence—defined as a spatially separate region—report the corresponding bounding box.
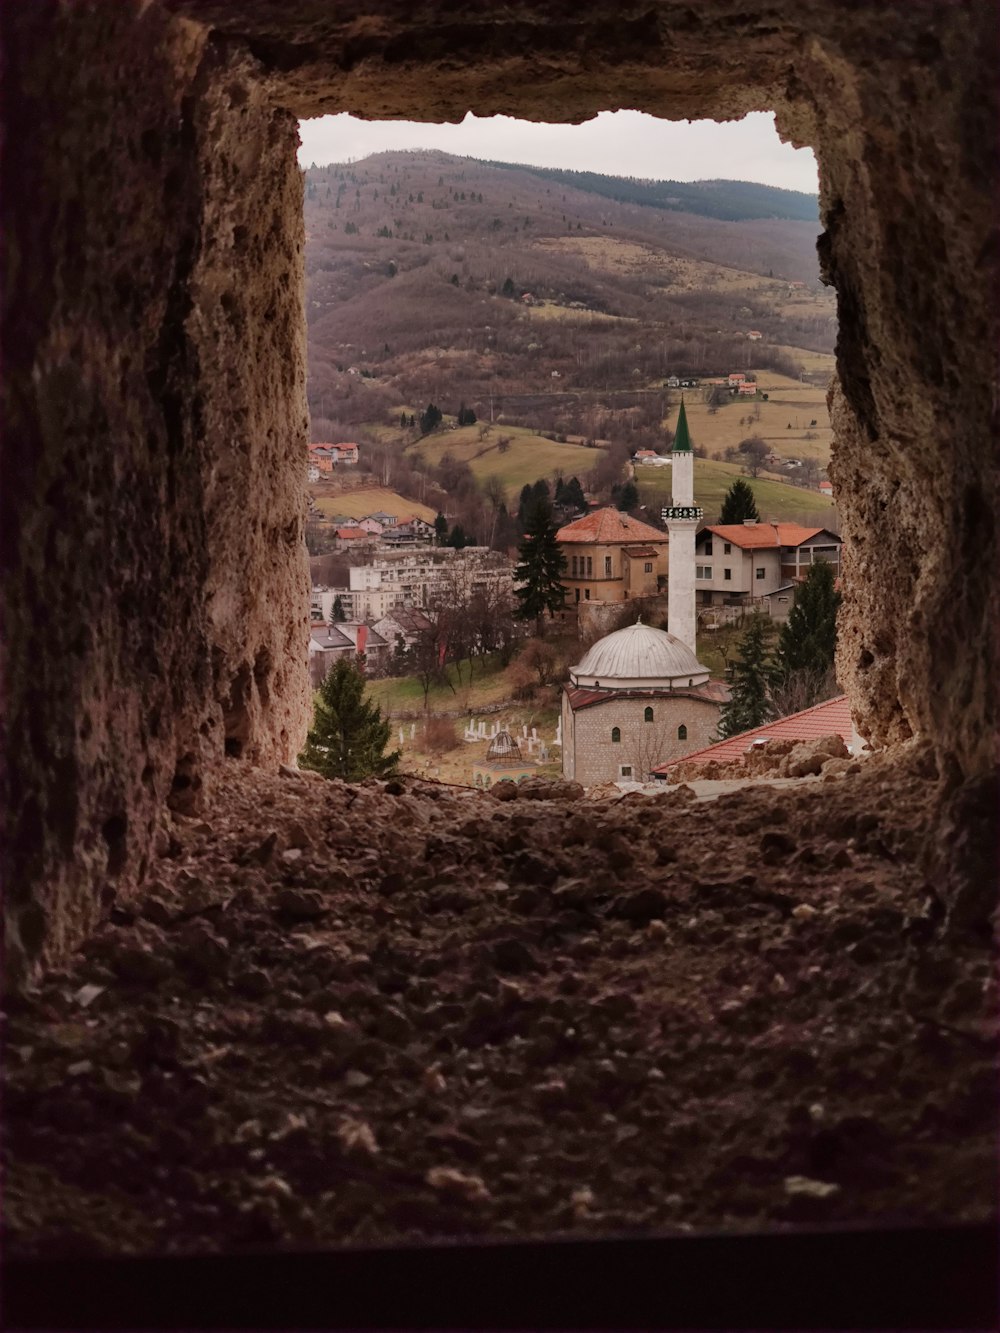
[667,370,833,466]
[636,456,837,527]
[312,487,437,522]
[773,345,837,377]
[407,423,599,501]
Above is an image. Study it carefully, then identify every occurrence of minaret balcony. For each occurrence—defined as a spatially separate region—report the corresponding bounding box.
[661,505,704,521]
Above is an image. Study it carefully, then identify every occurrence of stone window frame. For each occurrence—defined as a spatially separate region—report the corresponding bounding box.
[611,727,621,743]
[644,706,654,722]
[678,725,688,740]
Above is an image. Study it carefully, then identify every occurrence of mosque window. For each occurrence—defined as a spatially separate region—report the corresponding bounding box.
[611,727,621,743]
[644,707,654,722]
[604,556,612,575]
[620,766,633,778]
[678,725,688,740]
[644,562,652,573]
[586,556,593,576]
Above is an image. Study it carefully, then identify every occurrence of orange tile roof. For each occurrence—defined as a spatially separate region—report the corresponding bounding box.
[700,522,830,550]
[335,527,368,540]
[556,507,667,545]
[651,695,853,772]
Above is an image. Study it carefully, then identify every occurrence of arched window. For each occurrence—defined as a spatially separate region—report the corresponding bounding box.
[611,727,621,743]
[644,706,654,722]
[677,725,688,740]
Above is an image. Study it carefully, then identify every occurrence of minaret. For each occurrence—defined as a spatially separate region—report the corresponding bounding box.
[661,397,702,656]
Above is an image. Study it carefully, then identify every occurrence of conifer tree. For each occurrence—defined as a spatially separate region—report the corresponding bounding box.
[717,615,781,738]
[719,477,761,524]
[777,559,841,678]
[617,480,639,511]
[300,658,400,780]
[433,512,448,545]
[332,595,346,623]
[514,496,566,635]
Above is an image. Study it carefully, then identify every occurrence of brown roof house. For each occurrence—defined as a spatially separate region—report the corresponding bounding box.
[556,507,668,605]
[561,620,728,785]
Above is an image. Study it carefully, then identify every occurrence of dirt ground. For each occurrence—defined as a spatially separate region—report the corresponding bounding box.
[3,752,996,1258]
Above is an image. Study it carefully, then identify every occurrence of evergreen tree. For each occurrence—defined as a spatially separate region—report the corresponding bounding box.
[332,595,346,623]
[501,276,516,298]
[446,523,468,549]
[777,559,841,677]
[419,403,442,434]
[719,477,761,524]
[433,512,448,545]
[299,658,400,780]
[517,483,534,525]
[531,478,550,507]
[717,615,781,738]
[514,497,566,634]
[563,476,587,511]
[617,480,639,511]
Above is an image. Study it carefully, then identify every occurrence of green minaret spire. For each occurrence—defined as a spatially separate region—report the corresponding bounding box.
[672,395,692,452]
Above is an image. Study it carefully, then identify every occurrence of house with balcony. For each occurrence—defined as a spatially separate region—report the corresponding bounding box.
[556,507,669,605]
[693,521,842,609]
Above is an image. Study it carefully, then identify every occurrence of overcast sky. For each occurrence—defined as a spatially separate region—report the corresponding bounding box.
[298,110,818,195]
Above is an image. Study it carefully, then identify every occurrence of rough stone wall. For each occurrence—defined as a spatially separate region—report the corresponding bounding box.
[1,3,310,983]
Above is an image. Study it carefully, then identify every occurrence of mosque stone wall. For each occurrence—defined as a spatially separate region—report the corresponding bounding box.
[568,696,721,787]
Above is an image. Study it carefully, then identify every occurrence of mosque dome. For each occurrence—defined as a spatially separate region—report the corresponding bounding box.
[570,620,709,690]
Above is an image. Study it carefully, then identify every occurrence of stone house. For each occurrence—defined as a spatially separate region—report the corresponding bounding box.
[556,508,669,605]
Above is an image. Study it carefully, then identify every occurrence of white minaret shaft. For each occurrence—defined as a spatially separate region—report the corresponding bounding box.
[661,397,701,657]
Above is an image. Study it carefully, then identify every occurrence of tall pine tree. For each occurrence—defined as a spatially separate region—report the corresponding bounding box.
[717,615,781,738]
[514,496,566,635]
[300,658,400,780]
[719,477,761,524]
[777,559,841,677]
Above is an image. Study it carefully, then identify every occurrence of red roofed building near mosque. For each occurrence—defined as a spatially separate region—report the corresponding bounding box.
[555,507,669,604]
[650,694,856,778]
[694,521,842,607]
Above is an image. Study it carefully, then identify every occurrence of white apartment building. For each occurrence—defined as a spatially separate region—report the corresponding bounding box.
[693,522,842,606]
[311,546,512,623]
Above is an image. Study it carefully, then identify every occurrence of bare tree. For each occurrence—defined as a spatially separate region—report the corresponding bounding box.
[738,435,769,478]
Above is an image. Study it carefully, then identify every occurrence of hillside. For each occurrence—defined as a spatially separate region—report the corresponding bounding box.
[303,150,834,449]
[303,150,837,541]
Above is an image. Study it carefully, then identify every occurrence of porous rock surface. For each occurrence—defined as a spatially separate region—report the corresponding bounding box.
[3,761,996,1256]
[2,2,997,981]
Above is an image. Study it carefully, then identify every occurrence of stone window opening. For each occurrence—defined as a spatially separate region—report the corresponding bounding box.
[678,724,688,740]
[611,727,621,743]
[644,706,654,722]
[2,8,995,1282]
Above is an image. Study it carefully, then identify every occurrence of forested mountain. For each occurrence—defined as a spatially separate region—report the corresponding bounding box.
[303,150,834,443]
[480,164,820,222]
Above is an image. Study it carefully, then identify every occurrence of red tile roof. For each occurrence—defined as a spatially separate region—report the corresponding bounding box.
[699,522,833,551]
[623,546,658,558]
[651,695,853,772]
[556,507,667,545]
[566,681,729,711]
[335,527,368,540]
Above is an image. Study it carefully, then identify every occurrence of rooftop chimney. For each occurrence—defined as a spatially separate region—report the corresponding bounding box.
[743,519,758,526]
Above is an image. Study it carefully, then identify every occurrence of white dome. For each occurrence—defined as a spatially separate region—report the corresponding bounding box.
[570,621,709,690]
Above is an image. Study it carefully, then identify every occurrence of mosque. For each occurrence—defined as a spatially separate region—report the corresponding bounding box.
[561,402,728,785]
